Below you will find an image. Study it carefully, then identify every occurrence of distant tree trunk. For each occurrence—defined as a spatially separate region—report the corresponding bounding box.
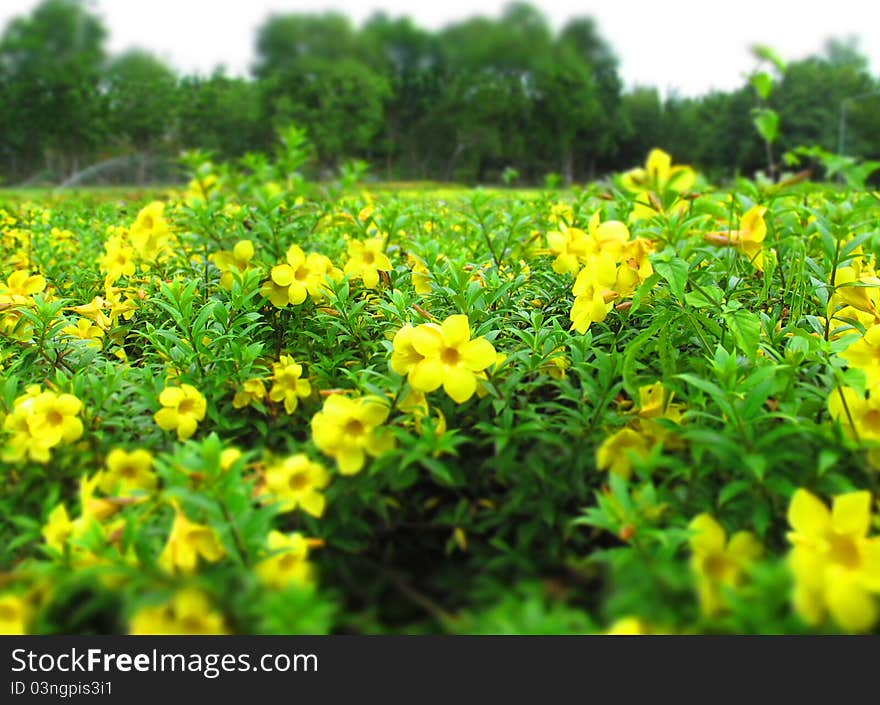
[138,151,148,185]
[561,145,574,185]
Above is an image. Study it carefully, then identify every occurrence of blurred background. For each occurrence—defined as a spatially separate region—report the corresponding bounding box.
[0,0,878,186]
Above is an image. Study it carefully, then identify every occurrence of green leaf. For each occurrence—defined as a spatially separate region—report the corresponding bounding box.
[724,309,761,358]
[752,44,787,73]
[653,256,688,301]
[752,108,780,145]
[750,71,774,100]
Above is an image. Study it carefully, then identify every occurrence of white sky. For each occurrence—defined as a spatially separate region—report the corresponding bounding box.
[1,0,878,96]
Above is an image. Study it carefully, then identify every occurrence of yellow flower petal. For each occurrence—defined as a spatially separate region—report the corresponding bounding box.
[831,491,872,537]
[443,366,477,404]
[788,489,831,538]
[441,314,471,346]
[689,514,726,555]
[826,576,878,633]
[409,358,444,392]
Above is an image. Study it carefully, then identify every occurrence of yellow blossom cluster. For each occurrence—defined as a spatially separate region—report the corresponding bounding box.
[704,205,769,271]
[311,394,394,474]
[261,244,342,307]
[390,314,497,404]
[596,382,685,479]
[555,214,654,333]
[787,489,880,632]
[2,386,84,464]
[0,269,46,339]
[619,148,696,221]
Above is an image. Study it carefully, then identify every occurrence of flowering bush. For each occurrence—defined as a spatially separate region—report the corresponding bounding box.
[2,145,880,635]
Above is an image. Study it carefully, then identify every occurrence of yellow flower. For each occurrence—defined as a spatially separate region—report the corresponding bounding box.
[262,454,330,517]
[603,616,655,635]
[398,388,446,435]
[401,315,497,404]
[154,384,207,441]
[233,378,267,409]
[390,324,424,376]
[259,278,291,308]
[585,212,630,261]
[0,594,29,635]
[343,236,392,288]
[61,317,104,348]
[828,386,880,442]
[31,391,84,445]
[548,202,574,226]
[212,239,254,290]
[689,513,761,616]
[0,269,46,304]
[99,234,136,284]
[99,448,157,495]
[546,224,589,274]
[787,489,880,632]
[569,253,619,334]
[3,388,84,463]
[596,428,651,480]
[303,252,342,301]
[633,381,686,448]
[269,355,311,414]
[839,325,880,387]
[255,531,316,589]
[42,503,74,553]
[129,201,171,262]
[220,447,242,471]
[704,205,768,271]
[828,260,880,322]
[408,254,433,294]
[68,297,112,330]
[622,148,696,194]
[157,504,227,575]
[184,173,219,203]
[621,149,696,220]
[129,588,228,635]
[269,244,312,305]
[311,394,394,474]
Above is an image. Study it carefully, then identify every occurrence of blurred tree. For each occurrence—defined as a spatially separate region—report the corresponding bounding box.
[104,50,179,179]
[261,58,390,169]
[254,13,390,169]
[0,0,106,180]
[772,42,880,161]
[177,73,270,161]
[362,13,442,179]
[617,87,664,168]
[253,12,365,78]
[558,18,622,177]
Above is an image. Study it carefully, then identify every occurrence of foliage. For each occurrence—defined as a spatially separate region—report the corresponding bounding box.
[4,140,880,635]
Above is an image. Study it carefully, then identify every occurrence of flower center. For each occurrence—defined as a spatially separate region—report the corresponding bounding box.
[344,419,365,436]
[295,266,309,281]
[441,347,461,366]
[180,616,203,632]
[863,409,880,433]
[828,533,860,569]
[178,398,196,415]
[363,252,375,265]
[701,554,733,582]
[46,410,64,427]
[288,472,309,491]
[279,553,300,570]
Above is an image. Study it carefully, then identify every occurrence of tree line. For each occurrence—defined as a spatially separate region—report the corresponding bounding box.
[1,0,879,186]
